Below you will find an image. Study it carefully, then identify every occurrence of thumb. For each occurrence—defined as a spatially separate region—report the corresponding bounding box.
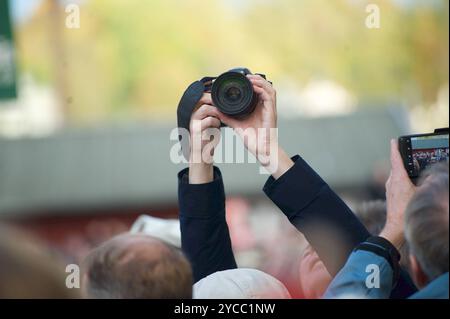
[390,139,408,177]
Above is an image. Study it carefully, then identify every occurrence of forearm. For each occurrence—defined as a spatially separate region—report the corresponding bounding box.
[263,154,371,275]
[180,211,237,282]
[189,163,213,184]
[379,224,405,251]
[262,145,294,180]
[178,167,237,282]
[263,154,417,298]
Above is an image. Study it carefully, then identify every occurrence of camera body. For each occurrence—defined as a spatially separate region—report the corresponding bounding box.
[203,68,268,118]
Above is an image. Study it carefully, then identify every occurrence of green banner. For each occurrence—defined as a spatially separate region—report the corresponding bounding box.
[0,0,17,100]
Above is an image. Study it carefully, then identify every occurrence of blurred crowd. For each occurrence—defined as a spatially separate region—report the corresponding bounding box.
[1,160,447,299]
[0,77,448,299]
[413,148,449,172]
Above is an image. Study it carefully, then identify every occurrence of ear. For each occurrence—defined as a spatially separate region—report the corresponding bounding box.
[409,254,429,288]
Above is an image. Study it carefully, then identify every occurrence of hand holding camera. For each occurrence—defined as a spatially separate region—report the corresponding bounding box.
[217,74,294,178]
[188,93,222,184]
[218,74,278,163]
[178,67,294,180]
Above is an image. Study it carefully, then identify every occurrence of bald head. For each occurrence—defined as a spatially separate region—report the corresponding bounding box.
[82,233,192,299]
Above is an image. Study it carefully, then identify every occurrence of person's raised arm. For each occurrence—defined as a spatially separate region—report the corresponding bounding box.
[218,76,417,298]
[324,140,419,299]
[380,139,417,249]
[218,74,294,179]
[217,75,370,274]
[178,93,237,283]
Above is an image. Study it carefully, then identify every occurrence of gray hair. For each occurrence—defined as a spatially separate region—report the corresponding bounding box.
[405,163,449,280]
[82,233,193,299]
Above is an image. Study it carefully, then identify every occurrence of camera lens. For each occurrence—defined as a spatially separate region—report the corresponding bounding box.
[211,71,257,117]
[225,87,242,103]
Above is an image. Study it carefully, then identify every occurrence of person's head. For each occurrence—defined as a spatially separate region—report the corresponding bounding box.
[298,243,332,299]
[82,233,192,298]
[405,163,449,288]
[193,268,291,299]
[0,224,78,298]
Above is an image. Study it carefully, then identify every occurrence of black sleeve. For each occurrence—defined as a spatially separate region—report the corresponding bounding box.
[263,155,417,298]
[178,167,237,283]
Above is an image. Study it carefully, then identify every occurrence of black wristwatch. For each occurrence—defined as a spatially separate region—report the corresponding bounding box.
[354,236,401,288]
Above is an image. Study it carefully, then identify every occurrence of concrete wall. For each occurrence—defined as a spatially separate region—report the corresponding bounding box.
[0,107,410,217]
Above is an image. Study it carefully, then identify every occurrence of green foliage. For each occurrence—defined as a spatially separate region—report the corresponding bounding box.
[15,0,449,123]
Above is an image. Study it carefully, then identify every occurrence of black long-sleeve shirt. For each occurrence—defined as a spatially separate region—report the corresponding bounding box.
[178,155,417,298]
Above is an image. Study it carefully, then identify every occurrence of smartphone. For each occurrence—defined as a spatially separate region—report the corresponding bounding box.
[398,128,449,181]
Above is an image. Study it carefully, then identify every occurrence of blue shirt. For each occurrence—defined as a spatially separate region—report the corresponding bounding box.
[325,250,448,299]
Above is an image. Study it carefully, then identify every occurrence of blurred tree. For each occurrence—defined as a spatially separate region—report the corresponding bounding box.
[14,0,449,124]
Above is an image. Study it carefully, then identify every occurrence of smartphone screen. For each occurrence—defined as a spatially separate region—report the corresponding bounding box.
[399,130,449,179]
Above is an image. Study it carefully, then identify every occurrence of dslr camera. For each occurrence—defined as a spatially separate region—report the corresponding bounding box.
[177,67,270,159]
